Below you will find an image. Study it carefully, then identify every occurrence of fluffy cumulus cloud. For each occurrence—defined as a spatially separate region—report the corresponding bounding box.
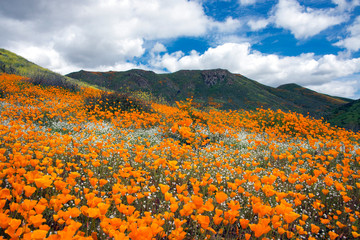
[10,45,78,74]
[151,43,167,54]
[152,42,360,97]
[335,16,360,52]
[273,0,346,39]
[247,18,270,31]
[0,0,223,73]
[211,17,242,33]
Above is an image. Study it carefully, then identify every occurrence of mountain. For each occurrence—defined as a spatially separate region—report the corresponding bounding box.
[326,99,360,132]
[67,69,351,117]
[270,83,350,118]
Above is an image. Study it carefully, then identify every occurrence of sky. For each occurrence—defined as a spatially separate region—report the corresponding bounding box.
[1,0,360,99]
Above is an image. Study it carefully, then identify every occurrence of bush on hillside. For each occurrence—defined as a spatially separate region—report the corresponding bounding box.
[84,92,152,115]
[26,71,80,92]
[0,61,17,74]
[130,90,169,105]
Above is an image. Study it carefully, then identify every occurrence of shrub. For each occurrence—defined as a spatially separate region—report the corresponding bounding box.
[130,90,169,105]
[0,61,17,74]
[26,71,80,92]
[84,92,152,114]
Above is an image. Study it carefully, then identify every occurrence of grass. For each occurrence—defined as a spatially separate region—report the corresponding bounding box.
[0,73,359,239]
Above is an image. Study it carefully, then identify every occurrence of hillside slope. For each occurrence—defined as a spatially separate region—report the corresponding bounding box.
[0,73,359,239]
[0,48,96,89]
[67,69,351,117]
[0,48,50,75]
[326,99,360,131]
[270,83,350,118]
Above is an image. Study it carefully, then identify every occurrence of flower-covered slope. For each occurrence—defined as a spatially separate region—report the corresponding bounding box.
[0,73,359,239]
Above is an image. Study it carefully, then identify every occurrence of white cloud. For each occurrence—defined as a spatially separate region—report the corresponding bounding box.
[87,62,148,73]
[0,0,236,72]
[332,0,360,12]
[239,0,257,6]
[306,80,359,98]
[247,18,270,31]
[151,43,167,54]
[335,16,360,52]
[8,44,79,74]
[152,42,360,97]
[211,17,242,33]
[273,0,346,39]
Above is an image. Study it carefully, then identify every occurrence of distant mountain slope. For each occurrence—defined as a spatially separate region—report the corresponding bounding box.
[277,83,350,103]
[270,83,351,118]
[67,69,351,117]
[326,99,360,132]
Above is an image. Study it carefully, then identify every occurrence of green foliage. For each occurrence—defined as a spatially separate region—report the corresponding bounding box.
[130,90,169,105]
[0,61,17,74]
[0,48,50,76]
[326,99,360,132]
[84,92,153,115]
[26,70,80,92]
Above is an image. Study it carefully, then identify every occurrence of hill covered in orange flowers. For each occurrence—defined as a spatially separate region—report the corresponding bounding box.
[0,73,359,239]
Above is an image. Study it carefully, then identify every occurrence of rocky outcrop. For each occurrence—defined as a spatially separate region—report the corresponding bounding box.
[126,70,150,89]
[201,69,229,87]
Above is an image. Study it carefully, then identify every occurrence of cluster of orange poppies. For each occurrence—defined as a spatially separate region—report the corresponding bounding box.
[0,73,359,239]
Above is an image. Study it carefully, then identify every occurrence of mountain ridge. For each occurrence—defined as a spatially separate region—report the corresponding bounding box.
[67,68,351,118]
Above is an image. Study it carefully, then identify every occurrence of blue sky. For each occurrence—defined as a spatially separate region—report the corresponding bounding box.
[1,0,360,98]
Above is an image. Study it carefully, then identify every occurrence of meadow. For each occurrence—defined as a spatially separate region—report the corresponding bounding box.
[0,73,359,239]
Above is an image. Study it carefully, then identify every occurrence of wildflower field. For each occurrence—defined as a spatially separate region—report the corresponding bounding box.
[0,73,359,239]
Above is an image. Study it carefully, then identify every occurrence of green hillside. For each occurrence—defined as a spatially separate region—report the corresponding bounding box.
[67,69,350,117]
[0,48,49,75]
[0,48,96,89]
[269,83,351,118]
[326,99,360,132]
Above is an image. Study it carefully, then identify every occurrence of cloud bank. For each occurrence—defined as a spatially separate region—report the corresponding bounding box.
[0,0,219,70]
